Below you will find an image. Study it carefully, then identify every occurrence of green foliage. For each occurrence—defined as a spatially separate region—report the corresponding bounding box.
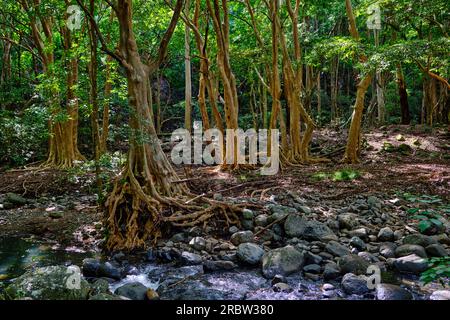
[420,257,450,287]
[0,106,49,166]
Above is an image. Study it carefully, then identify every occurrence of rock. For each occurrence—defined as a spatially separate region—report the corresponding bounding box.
[349,228,368,240]
[82,258,101,277]
[242,209,254,220]
[271,274,287,285]
[403,234,437,247]
[255,214,269,227]
[298,206,312,215]
[273,282,292,293]
[367,196,381,209]
[377,227,394,242]
[241,219,254,230]
[425,244,448,257]
[322,283,335,291]
[180,252,203,265]
[6,266,90,300]
[303,221,338,242]
[357,251,379,263]
[393,254,429,274]
[323,262,341,281]
[325,241,351,257]
[114,282,148,300]
[228,226,239,234]
[379,242,397,259]
[90,279,110,295]
[304,251,323,265]
[189,237,206,251]
[376,284,412,300]
[98,262,122,280]
[262,245,304,278]
[350,236,366,251]
[146,289,159,300]
[338,255,370,275]
[89,293,124,300]
[284,214,306,238]
[268,204,296,217]
[341,273,369,295]
[338,213,359,230]
[430,290,450,300]
[203,260,237,272]
[5,193,28,206]
[395,244,427,258]
[303,264,321,274]
[230,231,254,245]
[237,243,264,265]
[432,234,450,245]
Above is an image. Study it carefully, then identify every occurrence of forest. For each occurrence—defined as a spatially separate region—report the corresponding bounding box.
[0,0,449,303]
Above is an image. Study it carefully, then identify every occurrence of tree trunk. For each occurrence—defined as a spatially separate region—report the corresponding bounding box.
[396,64,410,124]
[184,0,192,133]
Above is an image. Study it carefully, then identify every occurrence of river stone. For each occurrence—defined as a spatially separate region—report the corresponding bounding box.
[284,214,307,237]
[237,243,264,265]
[203,260,237,272]
[303,264,321,274]
[5,193,28,205]
[402,234,437,247]
[430,290,450,300]
[114,282,148,300]
[377,227,394,242]
[180,251,203,265]
[323,262,341,280]
[338,255,370,275]
[395,244,427,258]
[338,213,359,230]
[425,244,448,257]
[6,266,90,300]
[325,241,351,257]
[303,221,338,242]
[304,251,323,265]
[341,273,369,295]
[376,284,412,300]
[350,236,366,251]
[98,262,122,280]
[189,237,206,251]
[379,242,397,258]
[90,278,110,295]
[230,231,254,245]
[262,245,304,278]
[255,214,269,227]
[393,254,429,274]
[349,228,368,240]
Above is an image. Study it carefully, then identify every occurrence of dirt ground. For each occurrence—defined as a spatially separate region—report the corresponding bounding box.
[0,125,448,247]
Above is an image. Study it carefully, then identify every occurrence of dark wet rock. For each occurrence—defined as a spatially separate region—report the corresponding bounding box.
[230,231,254,245]
[433,234,450,245]
[262,245,304,278]
[341,273,369,295]
[302,221,338,242]
[393,254,429,274]
[350,236,366,251]
[379,242,397,259]
[338,255,370,275]
[395,244,427,258]
[425,244,448,257]
[90,279,110,296]
[157,247,181,262]
[357,251,380,263]
[375,284,412,300]
[241,219,254,230]
[284,214,306,238]
[114,282,148,300]
[149,265,204,288]
[242,209,254,220]
[325,241,351,257]
[323,262,341,281]
[377,227,394,242]
[203,260,237,272]
[271,274,287,285]
[304,251,323,265]
[82,259,122,280]
[303,264,321,274]
[255,214,269,227]
[170,233,187,243]
[237,243,264,265]
[145,249,157,262]
[268,204,297,217]
[402,234,437,247]
[180,251,203,265]
[189,237,206,251]
[6,266,90,300]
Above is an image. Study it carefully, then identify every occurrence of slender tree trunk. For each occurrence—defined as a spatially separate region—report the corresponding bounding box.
[184,0,192,133]
[396,63,410,124]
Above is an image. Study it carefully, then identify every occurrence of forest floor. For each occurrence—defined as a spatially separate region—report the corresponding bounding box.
[0,125,449,300]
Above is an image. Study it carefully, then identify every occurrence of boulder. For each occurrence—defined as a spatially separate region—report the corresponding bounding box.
[284,214,307,238]
[377,227,394,242]
[341,273,369,295]
[230,231,254,245]
[6,266,90,300]
[180,252,203,265]
[325,241,351,257]
[393,254,429,274]
[395,244,427,258]
[338,255,370,275]
[237,243,264,265]
[376,284,412,300]
[114,282,148,300]
[303,221,338,242]
[323,262,341,281]
[262,245,304,278]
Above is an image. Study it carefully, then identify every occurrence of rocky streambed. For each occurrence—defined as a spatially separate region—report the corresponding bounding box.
[0,191,449,300]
